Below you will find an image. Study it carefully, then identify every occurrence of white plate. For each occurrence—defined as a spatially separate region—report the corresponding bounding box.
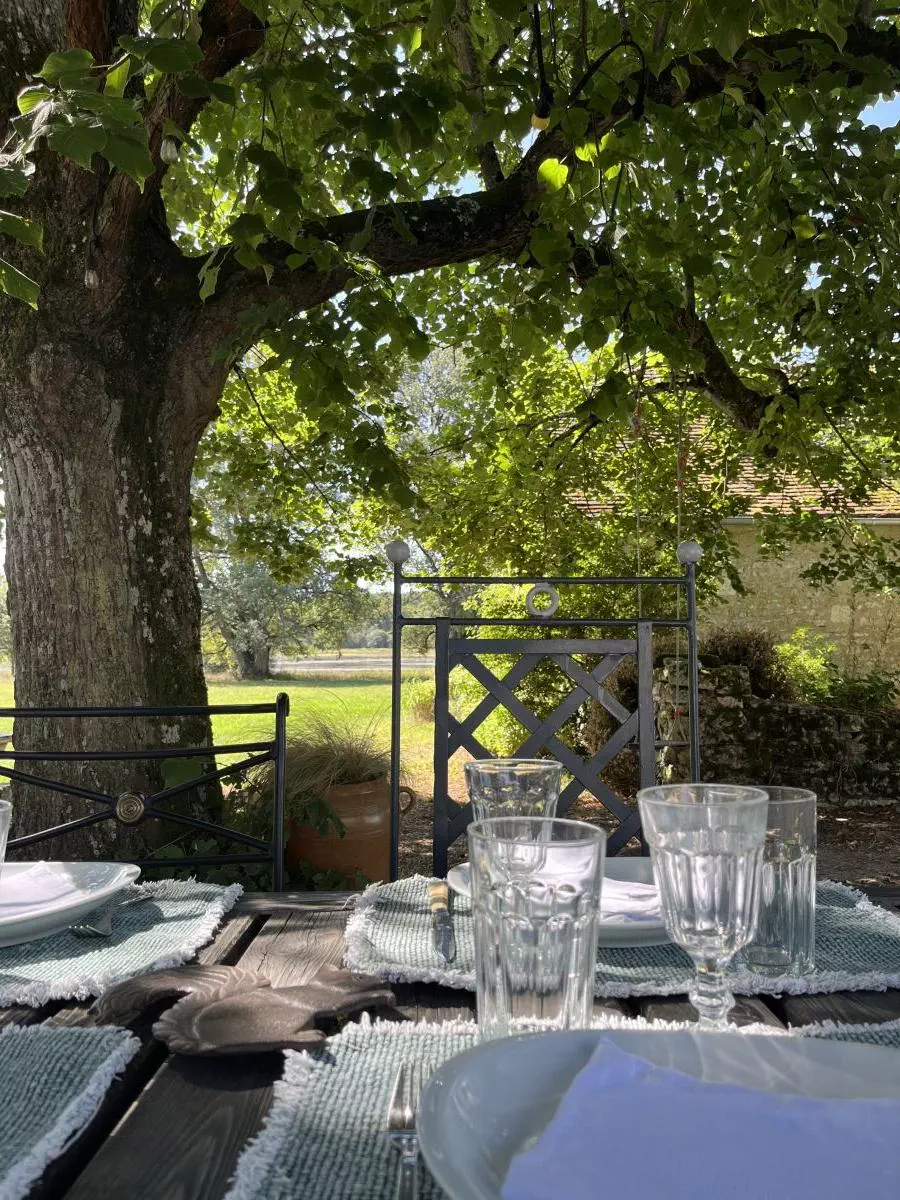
[447,856,670,947]
[419,1029,900,1200]
[0,861,141,947]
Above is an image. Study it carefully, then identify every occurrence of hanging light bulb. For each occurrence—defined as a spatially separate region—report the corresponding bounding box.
[160,137,180,165]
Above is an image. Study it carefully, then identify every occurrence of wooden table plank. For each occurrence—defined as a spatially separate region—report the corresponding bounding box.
[237,890,355,913]
[237,907,346,985]
[629,993,786,1029]
[866,887,900,913]
[772,988,900,1028]
[389,980,475,1023]
[62,1051,283,1200]
[36,911,274,1198]
[60,905,348,1200]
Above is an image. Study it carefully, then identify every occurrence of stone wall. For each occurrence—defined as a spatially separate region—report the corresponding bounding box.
[702,523,900,673]
[656,660,900,806]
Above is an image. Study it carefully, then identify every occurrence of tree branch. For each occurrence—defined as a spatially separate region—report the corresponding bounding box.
[199,17,900,432]
[101,0,263,236]
[0,0,65,131]
[65,0,138,62]
[447,0,504,188]
[674,310,776,430]
[204,127,569,348]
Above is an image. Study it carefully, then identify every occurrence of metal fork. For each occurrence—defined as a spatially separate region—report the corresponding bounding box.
[386,1060,433,1200]
[69,890,152,938]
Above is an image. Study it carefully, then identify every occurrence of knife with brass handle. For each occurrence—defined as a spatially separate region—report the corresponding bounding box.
[428,879,456,964]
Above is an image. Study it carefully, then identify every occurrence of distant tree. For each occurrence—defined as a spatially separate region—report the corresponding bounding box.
[363,347,900,598]
[195,553,372,678]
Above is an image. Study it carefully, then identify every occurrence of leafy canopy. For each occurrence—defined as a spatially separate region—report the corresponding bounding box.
[3,1,900,571]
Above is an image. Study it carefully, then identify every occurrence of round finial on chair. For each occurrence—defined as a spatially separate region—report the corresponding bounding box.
[676,540,704,565]
[385,539,411,565]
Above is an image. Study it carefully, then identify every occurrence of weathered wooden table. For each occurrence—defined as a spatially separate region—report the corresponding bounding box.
[11,885,900,1199]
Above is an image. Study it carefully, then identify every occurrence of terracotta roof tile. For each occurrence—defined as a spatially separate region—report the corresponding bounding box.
[571,463,900,520]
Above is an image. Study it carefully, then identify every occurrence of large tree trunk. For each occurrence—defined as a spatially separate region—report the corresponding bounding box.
[234,644,271,680]
[0,201,229,857]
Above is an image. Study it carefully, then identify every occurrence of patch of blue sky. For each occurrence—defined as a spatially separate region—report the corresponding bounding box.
[861,96,900,128]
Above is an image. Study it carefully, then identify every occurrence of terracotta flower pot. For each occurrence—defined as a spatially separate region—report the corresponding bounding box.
[285,779,415,884]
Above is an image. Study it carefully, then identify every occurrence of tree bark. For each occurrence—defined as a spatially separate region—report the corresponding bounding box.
[0,208,229,856]
[234,644,271,680]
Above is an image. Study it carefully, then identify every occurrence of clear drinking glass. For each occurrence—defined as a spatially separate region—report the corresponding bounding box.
[468,817,606,1041]
[744,787,816,977]
[0,798,10,881]
[464,759,563,821]
[637,784,768,1031]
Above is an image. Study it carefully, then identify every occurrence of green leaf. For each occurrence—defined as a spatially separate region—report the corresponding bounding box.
[537,158,569,191]
[749,255,776,285]
[208,81,237,105]
[0,166,31,198]
[487,0,523,19]
[682,252,715,277]
[710,2,752,63]
[104,57,131,97]
[424,0,454,46]
[529,226,572,268]
[37,49,94,84]
[406,26,423,57]
[16,85,51,114]
[48,121,107,170]
[198,250,222,301]
[349,225,373,254]
[792,214,817,241]
[0,257,39,307]
[149,0,184,35]
[103,129,154,187]
[143,37,204,74]
[65,90,141,123]
[0,210,42,251]
[229,211,268,243]
[818,1,847,50]
[177,73,211,99]
[672,65,691,94]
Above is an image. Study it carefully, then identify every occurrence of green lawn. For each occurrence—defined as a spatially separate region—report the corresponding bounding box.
[0,674,396,741]
[209,675,395,743]
[0,672,437,795]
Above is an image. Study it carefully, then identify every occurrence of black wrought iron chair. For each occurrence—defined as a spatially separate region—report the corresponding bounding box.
[0,695,288,888]
[386,541,703,878]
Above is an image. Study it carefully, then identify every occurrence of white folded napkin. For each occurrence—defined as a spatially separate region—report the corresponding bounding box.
[599,876,662,924]
[0,863,86,919]
[501,1039,900,1200]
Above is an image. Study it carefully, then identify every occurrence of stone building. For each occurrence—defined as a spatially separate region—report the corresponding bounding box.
[706,492,900,673]
[573,472,900,673]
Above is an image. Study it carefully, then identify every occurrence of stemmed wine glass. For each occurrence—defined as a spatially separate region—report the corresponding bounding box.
[637,784,768,1031]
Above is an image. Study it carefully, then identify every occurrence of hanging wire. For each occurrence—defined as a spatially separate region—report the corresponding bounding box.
[627,352,646,621]
[633,400,643,619]
[530,2,555,128]
[675,378,687,742]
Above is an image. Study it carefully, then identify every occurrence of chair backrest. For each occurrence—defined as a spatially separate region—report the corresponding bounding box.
[431,628,660,873]
[0,696,288,888]
[386,545,703,879]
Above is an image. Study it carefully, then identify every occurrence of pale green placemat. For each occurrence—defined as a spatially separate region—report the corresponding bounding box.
[345,875,900,998]
[0,1023,138,1200]
[0,879,241,1007]
[226,1014,900,1200]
